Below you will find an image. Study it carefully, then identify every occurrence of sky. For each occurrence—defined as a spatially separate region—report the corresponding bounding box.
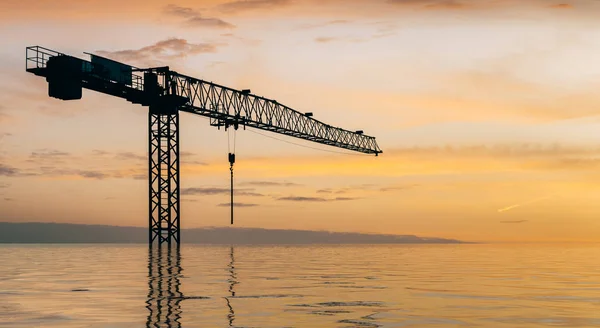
[1,0,600,242]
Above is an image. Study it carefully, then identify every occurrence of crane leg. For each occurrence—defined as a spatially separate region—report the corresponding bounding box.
[149,106,180,246]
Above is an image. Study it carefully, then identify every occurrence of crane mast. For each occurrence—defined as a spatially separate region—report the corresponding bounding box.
[25,46,383,246]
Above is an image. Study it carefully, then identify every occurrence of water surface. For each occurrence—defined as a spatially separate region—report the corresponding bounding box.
[1,244,599,327]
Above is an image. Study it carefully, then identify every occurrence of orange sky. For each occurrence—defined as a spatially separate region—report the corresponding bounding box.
[2,0,600,242]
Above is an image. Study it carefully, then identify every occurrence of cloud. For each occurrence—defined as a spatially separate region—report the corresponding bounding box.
[218,0,292,13]
[386,144,600,172]
[277,196,328,202]
[316,189,332,194]
[78,171,109,179]
[388,144,600,159]
[181,187,264,196]
[0,183,9,188]
[188,160,208,166]
[92,150,110,156]
[30,149,70,160]
[4,198,13,201]
[96,38,223,64]
[182,187,230,195]
[2,165,93,179]
[298,20,351,29]
[217,202,259,207]
[322,184,377,194]
[497,196,552,213]
[314,33,394,44]
[219,33,262,46]
[115,152,146,161]
[239,181,300,187]
[387,0,578,11]
[164,4,235,29]
[380,184,419,192]
[549,3,573,9]
[500,220,528,224]
[277,196,360,202]
[0,164,22,177]
[35,167,111,180]
[315,37,338,43]
[333,197,360,201]
[388,0,469,10]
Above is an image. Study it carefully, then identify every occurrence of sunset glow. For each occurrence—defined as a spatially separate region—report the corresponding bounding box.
[2,0,600,242]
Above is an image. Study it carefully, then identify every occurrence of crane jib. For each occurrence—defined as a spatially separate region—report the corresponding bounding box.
[25,46,381,155]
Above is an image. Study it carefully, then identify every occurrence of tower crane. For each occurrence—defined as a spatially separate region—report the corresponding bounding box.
[25,46,383,246]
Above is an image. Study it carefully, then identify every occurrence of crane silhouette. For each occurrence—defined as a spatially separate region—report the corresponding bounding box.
[25,46,383,246]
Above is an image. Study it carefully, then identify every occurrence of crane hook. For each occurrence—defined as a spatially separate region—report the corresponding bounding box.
[229,152,235,225]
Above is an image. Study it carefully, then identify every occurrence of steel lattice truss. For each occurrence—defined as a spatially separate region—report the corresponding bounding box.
[149,111,180,245]
[167,74,382,154]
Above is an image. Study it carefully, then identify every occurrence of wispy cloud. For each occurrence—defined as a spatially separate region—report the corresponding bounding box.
[114,152,146,161]
[218,0,292,13]
[549,3,573,9]
[277,196,328,202]
[380,184,419,192]
[387,0,474,10]
[30,149,70,160]
[239,181,301,187]
[314,33,395,44]
[188,160,208,166]
[333,197,360,201]
[181,187,264,197]
[96,38,223,65]
[277,196,360,202]
[389,144,600,159]
[164,4,235,29]
[497,196,553,213]
[0,164,23,177]
[500,220,528,224]
[298,20,351,30]
[37,167,111,180]
[315,37,338,43]
[92,150,110,156]
[217,202,259,207]
[0,132,11,141]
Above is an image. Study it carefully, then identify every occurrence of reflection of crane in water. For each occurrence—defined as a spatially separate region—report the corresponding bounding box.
[145,246,239,327]
[146,247,183,328]
[224,246,238,326]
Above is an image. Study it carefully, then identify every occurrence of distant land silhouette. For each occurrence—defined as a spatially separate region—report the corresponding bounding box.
[0,222,465,244]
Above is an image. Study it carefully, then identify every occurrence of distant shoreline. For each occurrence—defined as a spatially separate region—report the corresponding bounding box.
[0,222,466,244]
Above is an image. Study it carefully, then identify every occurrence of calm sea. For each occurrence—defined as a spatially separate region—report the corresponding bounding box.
[1,244,599,327]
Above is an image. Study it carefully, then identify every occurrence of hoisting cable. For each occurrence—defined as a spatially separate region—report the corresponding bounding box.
[227,118,238,225]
